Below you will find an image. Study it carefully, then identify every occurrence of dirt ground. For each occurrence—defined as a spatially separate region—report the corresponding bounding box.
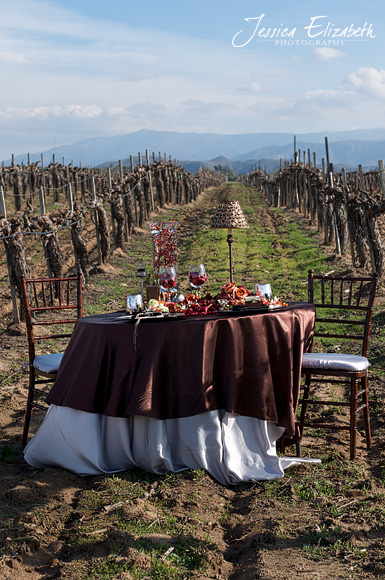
[0,186,385,580]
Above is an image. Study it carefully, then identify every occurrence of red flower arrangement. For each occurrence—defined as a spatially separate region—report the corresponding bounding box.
[150,284,286,318]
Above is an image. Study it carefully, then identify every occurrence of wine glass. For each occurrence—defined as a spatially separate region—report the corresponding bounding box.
[159,266,177,300]
[189,264,207,297]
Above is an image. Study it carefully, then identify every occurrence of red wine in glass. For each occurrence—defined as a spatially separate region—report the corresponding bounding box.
[159,266,177,299]
[189,264,207,296]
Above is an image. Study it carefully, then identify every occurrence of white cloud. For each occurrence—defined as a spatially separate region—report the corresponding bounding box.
[123,73,154,83]
[305,67,385,103]
[182,100,235,113]
[305,88,354,102]
[346,67,385,99]
[235,82,262,93]
[248,95,296,112]
[106,107,126,116]
[292,66,385,132]
[250,82,262,92]
[0,51,30,64]
[0,105,103,120]
[313,47,346,61]
[0,1,129,43]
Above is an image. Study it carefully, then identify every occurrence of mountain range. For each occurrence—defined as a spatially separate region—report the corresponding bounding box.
[7,128,385,173]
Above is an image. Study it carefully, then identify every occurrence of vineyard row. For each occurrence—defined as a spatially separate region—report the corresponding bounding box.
[0,157,223,323]
[246,160,385,279]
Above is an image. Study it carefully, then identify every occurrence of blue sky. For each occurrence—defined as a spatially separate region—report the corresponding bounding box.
[0,0,384,160]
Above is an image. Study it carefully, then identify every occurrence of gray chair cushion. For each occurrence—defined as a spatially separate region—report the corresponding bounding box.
[302,352,370,372]
[33,353,64,374]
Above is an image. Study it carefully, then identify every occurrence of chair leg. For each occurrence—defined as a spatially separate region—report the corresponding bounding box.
[361,374,372,450]
[349,377,359,461]
[22,368,35,446]
[298,374,312,439]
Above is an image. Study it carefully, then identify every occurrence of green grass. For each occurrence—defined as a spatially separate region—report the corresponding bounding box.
[6,182,384,579]
[103,182,335,303]
[301,521,369,562]
[64,469,217,579]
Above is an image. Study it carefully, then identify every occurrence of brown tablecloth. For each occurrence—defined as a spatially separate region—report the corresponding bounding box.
[46,303,315,436]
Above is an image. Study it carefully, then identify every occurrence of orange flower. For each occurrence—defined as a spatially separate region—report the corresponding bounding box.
[222,283,236,294]
[235,286,249,299]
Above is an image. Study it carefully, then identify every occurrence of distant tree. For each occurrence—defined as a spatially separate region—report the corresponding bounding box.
[213,165,239,182]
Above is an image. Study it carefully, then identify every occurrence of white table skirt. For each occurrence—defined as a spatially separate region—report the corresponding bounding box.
[24,405,320,486]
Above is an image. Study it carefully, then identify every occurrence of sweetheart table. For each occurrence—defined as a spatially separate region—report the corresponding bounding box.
[24,303,318,485]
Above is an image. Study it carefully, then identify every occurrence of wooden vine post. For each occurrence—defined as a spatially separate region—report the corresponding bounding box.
[366,207,384,278]
[357,174,377,273]
[329,170,341,255]
[378,160,385,199]
[38,214,64,280]
[91,176,102,266]
[146,149,155,211]
[68,179,89,282]
[39,186,46,215]
[118,160,129,241]
[0,190,20,322]
[37,186,53,278]
[67,181,78,265]
[341,168,356,268]
[67,182,74,212]
[0,186,6,218]
[130,155,138,225]
[91,176,110,264]
[107,168,117,247]
[358,165,365,190]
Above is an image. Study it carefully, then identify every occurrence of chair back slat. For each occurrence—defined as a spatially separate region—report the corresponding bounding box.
[307,270,377,358]
[34,333,74,341]
[49,280,55,306]
[32,317,79,326]
[42,282,48,308]
[20,271,84,446]
[67,279,71,306]
[314,304,371,311]
[347,281,353,306]
[339,280,344,305]
[29,305,79,314]
[21,272,83,363]
[357,281,363,307]
[315,332,364,341]
[316,318,366,327]
[32,284,39,307]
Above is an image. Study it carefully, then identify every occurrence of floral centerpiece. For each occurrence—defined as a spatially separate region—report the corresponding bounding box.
[149,221,178,277]
[137,283,287,318]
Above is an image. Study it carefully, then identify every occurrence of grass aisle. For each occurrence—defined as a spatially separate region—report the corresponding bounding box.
[91,183,335,307]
